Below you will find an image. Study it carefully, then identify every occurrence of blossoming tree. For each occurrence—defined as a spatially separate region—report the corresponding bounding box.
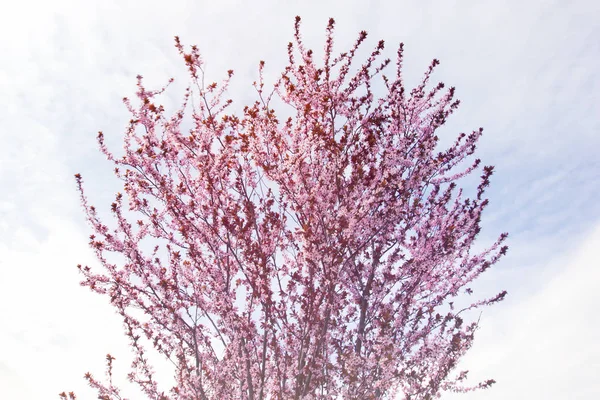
[64,17,509,400]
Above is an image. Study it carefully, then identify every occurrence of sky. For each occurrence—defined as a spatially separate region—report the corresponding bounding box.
[0,0,598,398]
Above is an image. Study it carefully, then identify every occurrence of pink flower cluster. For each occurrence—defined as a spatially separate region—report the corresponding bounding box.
[69,16,508,400]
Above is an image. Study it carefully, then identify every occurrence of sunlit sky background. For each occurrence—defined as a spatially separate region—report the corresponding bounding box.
[1,0,598,399]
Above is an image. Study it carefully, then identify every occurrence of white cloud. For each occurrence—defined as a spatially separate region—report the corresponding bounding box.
[443,222,600,399]
[0,0,598,398]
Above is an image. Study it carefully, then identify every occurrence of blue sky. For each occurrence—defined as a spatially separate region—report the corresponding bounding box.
[0,0,598,398]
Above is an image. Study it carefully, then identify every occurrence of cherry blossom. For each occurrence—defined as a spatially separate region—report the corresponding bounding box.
[67,17,508,400]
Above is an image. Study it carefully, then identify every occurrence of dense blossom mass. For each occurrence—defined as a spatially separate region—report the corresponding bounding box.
[64,16,509,400]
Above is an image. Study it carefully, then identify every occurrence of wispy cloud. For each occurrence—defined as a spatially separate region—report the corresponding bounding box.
[0,0,597,398]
